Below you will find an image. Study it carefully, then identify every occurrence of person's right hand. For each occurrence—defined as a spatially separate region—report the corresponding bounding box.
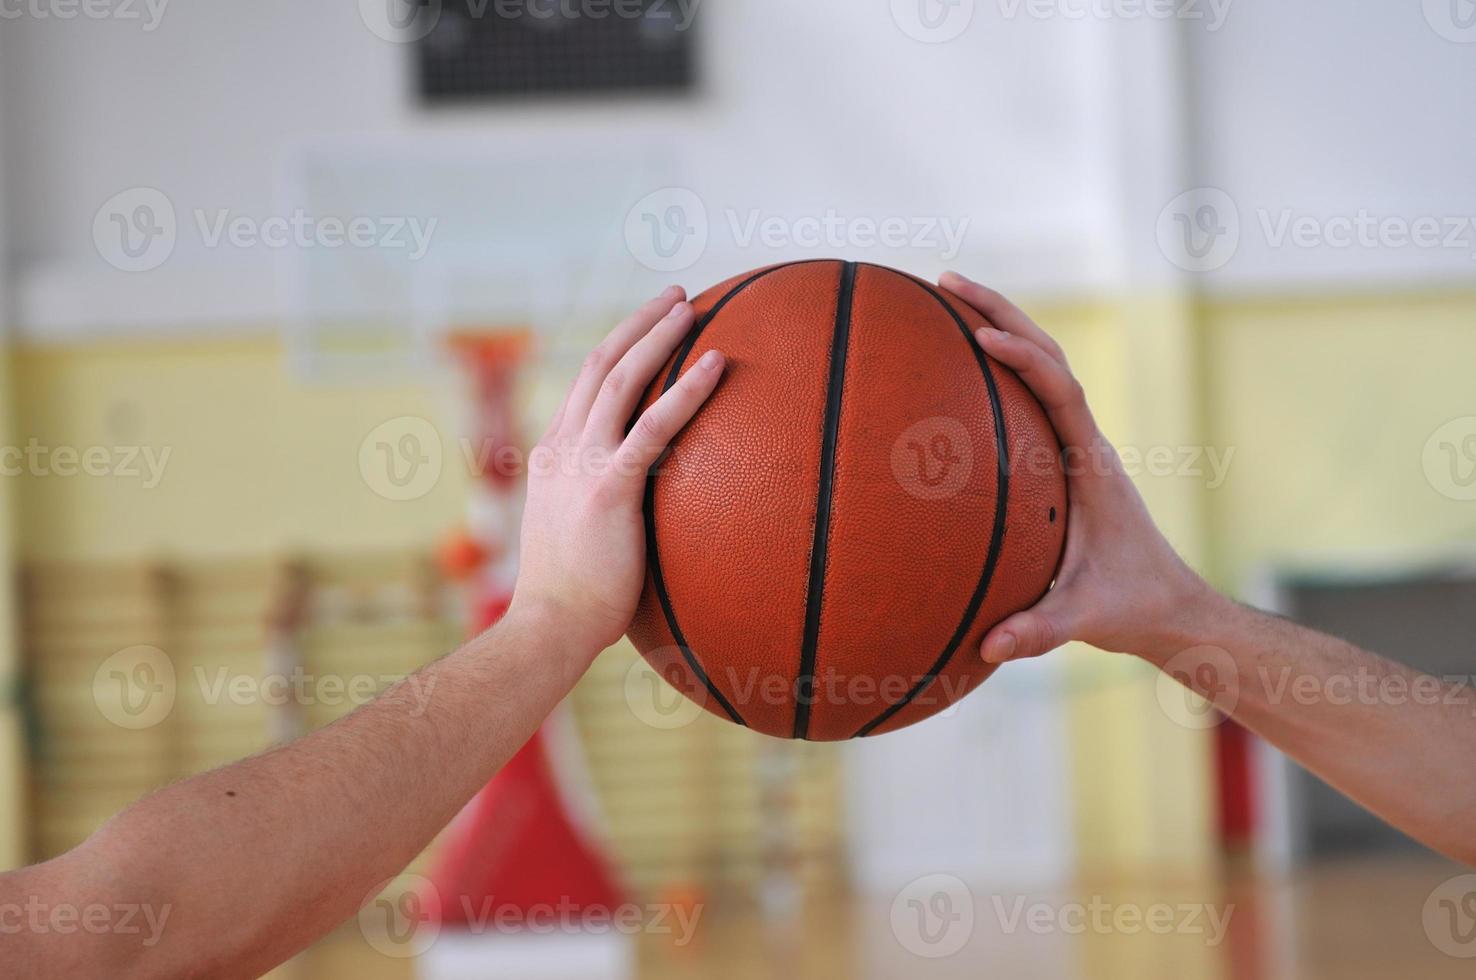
[940,272,1222,668]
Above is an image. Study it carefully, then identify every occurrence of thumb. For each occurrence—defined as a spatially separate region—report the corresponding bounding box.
[980,595,1076,664]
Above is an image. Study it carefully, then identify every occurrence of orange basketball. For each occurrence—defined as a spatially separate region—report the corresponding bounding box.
[628,261,1067,740]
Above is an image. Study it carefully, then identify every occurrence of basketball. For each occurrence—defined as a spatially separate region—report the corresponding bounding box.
[628,260,1068,740]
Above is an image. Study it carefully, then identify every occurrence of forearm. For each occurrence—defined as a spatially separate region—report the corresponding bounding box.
[13,600,590,980]
[1142,592,1476,866]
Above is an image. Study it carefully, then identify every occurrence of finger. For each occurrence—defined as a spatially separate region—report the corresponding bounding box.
[611,349,726,486]
[980,594,1077,664]
[585,301,696,444]
[974,326,1098,451]
[561,286,686,437]
[940,272,1069,368]
[539,396,568,445]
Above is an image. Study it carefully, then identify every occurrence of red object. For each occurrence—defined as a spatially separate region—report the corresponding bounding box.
[428,595,624,928]
[429,733,624,928]
[437,530,492,582]
[1216,721,1257,848]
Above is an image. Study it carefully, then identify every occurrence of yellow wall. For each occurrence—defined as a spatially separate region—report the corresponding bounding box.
[1200,291,1476,587]
[10,339,470,561]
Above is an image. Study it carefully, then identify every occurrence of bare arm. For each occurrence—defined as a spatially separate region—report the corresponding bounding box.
[942,271,1476,868]
[1,286,726,979]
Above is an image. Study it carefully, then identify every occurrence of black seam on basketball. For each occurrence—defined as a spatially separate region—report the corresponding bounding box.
[643,259,826,728]
[793,259,856,740]
[851,269,1010,738]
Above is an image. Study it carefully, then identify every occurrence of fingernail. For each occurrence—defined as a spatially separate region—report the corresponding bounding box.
[946,271,976,286]
[976,326,1007,343]
[669,301,693,317]
[662,285,684,299]
[986,632,1016,663]
[697,349,724,370]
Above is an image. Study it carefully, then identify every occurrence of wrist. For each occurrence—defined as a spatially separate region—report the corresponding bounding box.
[501,592,605,670]
[1134,574,1238,669]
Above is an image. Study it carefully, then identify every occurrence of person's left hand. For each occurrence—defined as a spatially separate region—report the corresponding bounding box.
[511,287,727,657]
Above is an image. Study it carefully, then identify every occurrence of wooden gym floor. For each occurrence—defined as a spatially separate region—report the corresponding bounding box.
[278,853,1471,979]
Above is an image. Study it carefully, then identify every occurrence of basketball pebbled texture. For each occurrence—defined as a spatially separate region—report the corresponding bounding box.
[627,260,1067,740]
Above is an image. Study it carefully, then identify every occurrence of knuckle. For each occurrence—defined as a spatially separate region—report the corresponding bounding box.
[582,345,609,375]
[600,367,628,399]
[632,409,667,444]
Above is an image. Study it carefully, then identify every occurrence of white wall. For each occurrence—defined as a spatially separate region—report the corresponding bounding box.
[1189,0,1476,289]
[1,0,1121,335]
